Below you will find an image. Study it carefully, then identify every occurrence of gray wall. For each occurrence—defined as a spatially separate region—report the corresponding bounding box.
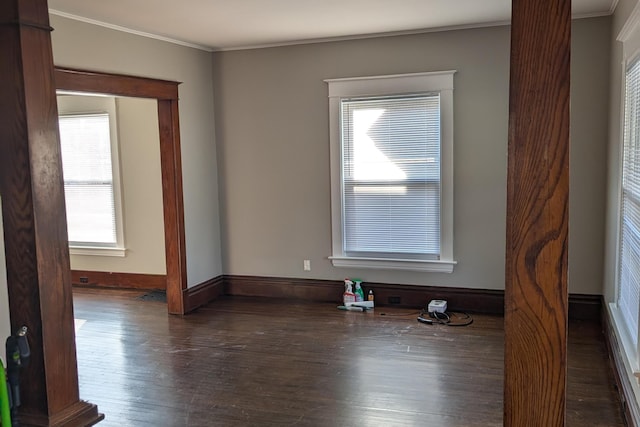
[213,17,611,293]
[51,14,222,286]
[570,17,612,295]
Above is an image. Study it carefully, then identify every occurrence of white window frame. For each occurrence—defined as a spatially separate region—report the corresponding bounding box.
[610,2,640,390]
[325,71,456,272]
[59,111,126,257]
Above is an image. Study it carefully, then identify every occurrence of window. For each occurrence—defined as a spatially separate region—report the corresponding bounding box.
[618,58,640,353]
[612,44,640,383]
[325,71,456,272]
[58,113,125,256]
[609,7,640,394]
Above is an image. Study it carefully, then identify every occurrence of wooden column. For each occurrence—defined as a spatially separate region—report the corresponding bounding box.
[505,0,570,425]
[0,1,103,425]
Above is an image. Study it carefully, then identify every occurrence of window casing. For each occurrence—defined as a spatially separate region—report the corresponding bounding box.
[608,4,640,394]
[618,58,640,353]
[325,71,456,272]
[58,112,125,257]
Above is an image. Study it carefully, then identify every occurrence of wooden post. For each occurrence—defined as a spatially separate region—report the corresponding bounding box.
[0,0,103,425]
[505,0,571,425]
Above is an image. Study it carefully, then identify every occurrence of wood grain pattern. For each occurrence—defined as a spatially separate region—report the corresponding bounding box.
[0,1,102,425]
[72,288,624,427]
[71,270,167,290]
[54,67,188,315]
[505,0,571,425]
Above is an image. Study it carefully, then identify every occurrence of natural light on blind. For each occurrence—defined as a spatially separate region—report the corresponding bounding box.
[352,109,406,180]
[59,113,117,246]
[341,94,441,258]
[618,59,640,348]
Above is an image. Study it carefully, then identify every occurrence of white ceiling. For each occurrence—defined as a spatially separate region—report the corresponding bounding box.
[48,0,616,51]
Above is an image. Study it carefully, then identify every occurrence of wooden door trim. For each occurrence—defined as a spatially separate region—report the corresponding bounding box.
[55,67,188,314]
[55,67,178,100]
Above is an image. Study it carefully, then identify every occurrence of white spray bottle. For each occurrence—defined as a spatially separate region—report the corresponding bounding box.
[343,279,355,305]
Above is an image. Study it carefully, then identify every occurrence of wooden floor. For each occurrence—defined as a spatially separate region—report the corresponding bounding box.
[72,288,624,427]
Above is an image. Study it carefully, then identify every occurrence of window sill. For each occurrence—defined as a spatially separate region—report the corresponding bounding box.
[69,246,126,257]
[329,256,456,273]
[608,303,640,382]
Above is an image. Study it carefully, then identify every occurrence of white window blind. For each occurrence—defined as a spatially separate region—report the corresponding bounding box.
[619,58,640,348]
[341,95,441,259]
[58,113,118,246]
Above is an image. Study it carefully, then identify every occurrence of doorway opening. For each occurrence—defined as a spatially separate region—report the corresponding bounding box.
[55,67,187,314]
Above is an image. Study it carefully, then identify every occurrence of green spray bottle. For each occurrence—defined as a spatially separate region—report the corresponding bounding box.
[353,279,364,302]
[0,357,11,427]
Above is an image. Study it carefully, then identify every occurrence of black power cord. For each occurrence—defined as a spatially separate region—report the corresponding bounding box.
[417,309,473,327]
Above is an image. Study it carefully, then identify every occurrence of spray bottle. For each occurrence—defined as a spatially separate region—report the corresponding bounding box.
[353,279,364,302]
[343,279,355,305]
[0,357,10,427]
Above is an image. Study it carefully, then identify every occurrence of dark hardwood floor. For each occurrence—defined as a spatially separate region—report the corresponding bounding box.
[72,288,623,426]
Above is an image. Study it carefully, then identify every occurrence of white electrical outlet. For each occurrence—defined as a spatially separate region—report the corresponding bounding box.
[303,260,311,271]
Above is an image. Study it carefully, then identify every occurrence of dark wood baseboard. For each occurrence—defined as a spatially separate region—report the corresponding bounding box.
[603,309,639,427]
[568,293,603,321]
[224,275,342,303]
[96,272,600,321]
[224,275,505,313]
[223,275,602,320]
[183,276,225,313]
[71,270,167,290]
[20,400,104,427]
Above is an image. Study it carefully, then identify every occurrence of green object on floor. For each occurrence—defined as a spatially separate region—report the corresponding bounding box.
[0,358,11,427]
